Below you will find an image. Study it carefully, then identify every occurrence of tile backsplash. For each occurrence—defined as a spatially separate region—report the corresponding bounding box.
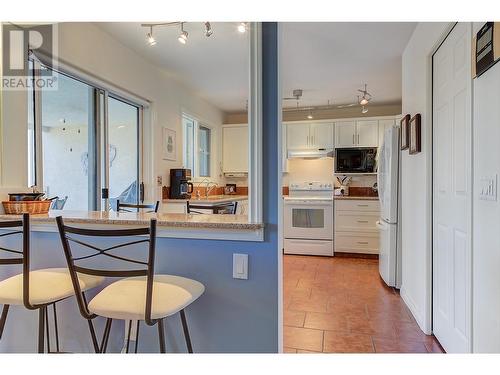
[283,158,377,188]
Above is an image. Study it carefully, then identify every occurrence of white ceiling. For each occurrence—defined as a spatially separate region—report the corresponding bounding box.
[96,22,416,113]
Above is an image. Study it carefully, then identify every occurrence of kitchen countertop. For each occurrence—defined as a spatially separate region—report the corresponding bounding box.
[163,195,248,204]
[334,195,379,201]
[0,210,263,230]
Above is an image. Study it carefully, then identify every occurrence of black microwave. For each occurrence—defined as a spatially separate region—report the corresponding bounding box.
[335,148,377,174]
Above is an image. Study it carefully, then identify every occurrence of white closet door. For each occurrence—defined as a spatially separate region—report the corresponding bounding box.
[432,22,472,353]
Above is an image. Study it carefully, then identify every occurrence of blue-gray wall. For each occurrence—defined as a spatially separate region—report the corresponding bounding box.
[0,22,279,353]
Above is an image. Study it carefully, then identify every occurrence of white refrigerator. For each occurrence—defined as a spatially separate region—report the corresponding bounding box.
[377,126,401,288]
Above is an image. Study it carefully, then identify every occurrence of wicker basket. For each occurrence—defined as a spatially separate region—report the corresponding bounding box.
[2,200,52,215]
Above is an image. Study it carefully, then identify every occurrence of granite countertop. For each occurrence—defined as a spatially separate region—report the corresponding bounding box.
[163,195,248,204]
[0,210,263,230]
[334,195,379,201]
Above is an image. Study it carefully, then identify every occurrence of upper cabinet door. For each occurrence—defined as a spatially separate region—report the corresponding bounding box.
[335,121,357,147]
[287,123,311,149]
[310,123,334,149]
[356,120,379,147]
[222,125,249,173]
[378,119,396,148]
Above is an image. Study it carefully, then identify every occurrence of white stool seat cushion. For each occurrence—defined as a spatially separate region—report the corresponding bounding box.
[0,268,104,306]
[88,275,205,321]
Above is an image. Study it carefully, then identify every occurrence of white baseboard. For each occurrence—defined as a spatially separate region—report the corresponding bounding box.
[400,285,431,335]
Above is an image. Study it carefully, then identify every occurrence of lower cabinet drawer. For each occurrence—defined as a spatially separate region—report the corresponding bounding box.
[335,232,379,254]
[335,212,379,232]
[284,239,334,257]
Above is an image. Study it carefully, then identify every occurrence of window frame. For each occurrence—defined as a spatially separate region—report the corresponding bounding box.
[182,113,214,181]
[28,53,147,210]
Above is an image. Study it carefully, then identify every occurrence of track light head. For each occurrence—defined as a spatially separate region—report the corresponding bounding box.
[238,22,247,33]
[204,22,213,37]
[361,106,368,114]
[178,23,188,44]
[359,97,369,106]
[146,27,156,46]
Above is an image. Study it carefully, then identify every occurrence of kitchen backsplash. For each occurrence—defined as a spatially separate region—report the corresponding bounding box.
[283,158,377,188]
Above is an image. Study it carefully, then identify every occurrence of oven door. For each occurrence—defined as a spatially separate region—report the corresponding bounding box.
[284,199,333,240]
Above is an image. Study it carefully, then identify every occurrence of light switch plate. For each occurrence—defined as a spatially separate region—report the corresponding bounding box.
[479,174,497,201]
[233,253,248,280]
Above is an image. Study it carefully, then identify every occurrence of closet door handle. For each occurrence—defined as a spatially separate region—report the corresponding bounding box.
[357,220,368,223]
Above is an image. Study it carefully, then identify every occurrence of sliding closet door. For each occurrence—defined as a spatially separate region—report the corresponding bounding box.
[432,22,472,353]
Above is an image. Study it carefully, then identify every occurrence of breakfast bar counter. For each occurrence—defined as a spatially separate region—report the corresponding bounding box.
[0,210,264,242]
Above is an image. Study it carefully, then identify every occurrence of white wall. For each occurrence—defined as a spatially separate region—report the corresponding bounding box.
[0,22,226,202]
[400,22,451,334]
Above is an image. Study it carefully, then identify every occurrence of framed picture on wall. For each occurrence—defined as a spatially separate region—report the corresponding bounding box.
[400,114,410,150]
[162,127,176,161]
[409,114,421,155]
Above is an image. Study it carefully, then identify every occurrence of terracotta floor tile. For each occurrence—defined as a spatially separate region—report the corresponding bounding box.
[373,337,428,353]
[289,295,328,313]
[283,255,445,354]
[303,312,349,332]
[425,338,446,353]
[323,331,374,353]
[348,316,397,339]
[297,349,323,354]
[284,326,324,352]
[283,347,297,353]
[284,309,306,327]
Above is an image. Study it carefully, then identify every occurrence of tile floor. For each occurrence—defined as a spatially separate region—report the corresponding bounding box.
[283,255,445,353]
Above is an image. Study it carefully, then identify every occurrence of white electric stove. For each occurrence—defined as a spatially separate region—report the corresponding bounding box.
[283,182,334,256]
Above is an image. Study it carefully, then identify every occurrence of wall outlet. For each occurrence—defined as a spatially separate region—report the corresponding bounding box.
[479,174,497,201]
[156,176,163,186]
[233,253,248,280]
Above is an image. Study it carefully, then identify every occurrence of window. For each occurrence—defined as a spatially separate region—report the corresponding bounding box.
[28,58,143,211]
[182,114,212,178]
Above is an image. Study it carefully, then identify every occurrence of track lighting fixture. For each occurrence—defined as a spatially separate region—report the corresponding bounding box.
[238,22,247,33]
[361,106,368,114]
[146,26,156,46]
[307,110,314,120]
[178,22,188,44]
[204,22,213,37]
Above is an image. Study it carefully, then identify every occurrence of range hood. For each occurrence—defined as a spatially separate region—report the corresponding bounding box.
[287,149,334,159]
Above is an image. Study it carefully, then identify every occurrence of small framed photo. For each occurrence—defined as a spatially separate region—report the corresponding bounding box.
[162,127,176,161]
[409,114,421,155]
[400,114,410,150]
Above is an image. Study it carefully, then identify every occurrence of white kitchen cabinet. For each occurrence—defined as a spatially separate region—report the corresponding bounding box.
[334,121,357,147]
[356,120,379,147]
[286,122,334,150]
[378,119,396,147]
[334,199,380,254]
[335,120,379,148]
[286,123,311,149]
[310,123,334,149]
[222,125,248,174]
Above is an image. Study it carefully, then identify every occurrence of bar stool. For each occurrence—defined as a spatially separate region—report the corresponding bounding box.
[0,214,104,353]
[116,200,159,213]
[55,216,205,353]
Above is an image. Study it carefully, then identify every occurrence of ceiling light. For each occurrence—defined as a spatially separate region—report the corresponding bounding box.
[359,97,369,106]
[362,106,368,114]
[146,26,157,46]
[237,22,247,33]
[178,23,188,44]
[307,110,314,120]
[204,22,213,37]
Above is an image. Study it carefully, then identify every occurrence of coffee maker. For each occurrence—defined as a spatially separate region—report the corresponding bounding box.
[169,169,194,199]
